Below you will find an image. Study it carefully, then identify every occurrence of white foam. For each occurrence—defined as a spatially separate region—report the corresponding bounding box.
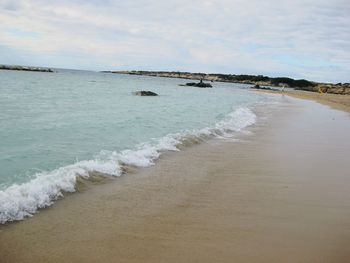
[211,107,255,135]
[0,107,256,224]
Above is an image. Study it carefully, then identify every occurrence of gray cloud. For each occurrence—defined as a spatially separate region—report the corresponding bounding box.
[0,0,349,82]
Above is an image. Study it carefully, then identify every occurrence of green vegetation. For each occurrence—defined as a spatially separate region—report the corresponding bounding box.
[270,77,315,87]
[219,75,315,87]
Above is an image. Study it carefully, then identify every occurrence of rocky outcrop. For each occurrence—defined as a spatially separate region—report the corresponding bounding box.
[0,64,53,72]
[250,84,275,90]
[185,81,212,88]
[251,83,350,95]
[133,91,158,96]
[297,83,350,95]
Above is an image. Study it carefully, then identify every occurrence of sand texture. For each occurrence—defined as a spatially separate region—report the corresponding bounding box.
[254,89,350,112]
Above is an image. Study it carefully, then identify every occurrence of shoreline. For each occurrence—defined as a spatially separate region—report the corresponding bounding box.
[253,89,350,113]
[1,95,350,262]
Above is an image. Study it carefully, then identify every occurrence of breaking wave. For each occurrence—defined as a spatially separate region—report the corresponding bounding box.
[0,107,256,224]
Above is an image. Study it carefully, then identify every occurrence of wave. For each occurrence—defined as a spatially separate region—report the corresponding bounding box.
[0,107,256,224]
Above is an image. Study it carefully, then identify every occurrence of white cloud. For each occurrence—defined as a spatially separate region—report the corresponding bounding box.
[0,0,349,82]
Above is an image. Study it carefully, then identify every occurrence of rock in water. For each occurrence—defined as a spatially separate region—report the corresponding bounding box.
[250,84,274,90]
[195,82,212,88]
[184,82,197,86]
[185,81,212,88]
[133,91,158,96]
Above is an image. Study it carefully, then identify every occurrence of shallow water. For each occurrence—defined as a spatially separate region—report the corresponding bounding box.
[0,69,270,223]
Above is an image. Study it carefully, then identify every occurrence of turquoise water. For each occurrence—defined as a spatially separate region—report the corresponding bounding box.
[0,69,268,223]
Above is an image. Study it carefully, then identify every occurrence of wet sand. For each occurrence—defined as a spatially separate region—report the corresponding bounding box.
[254,89,350,113]
[1,95,350,263]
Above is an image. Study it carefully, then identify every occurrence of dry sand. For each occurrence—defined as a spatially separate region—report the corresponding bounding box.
[1,95,350,263]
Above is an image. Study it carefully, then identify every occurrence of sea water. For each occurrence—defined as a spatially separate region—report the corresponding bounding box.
[0,69,270,223]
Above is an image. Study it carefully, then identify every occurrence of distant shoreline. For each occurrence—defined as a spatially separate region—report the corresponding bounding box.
[104,70,350,95]
[0,64,53,73]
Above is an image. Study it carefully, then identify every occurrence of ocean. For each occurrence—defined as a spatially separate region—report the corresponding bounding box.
[0,69,271,224]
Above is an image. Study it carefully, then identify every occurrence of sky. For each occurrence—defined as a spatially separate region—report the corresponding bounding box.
[0,0,349,83]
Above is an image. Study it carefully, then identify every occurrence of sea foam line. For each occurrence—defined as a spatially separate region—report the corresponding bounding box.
[0,107,256,224]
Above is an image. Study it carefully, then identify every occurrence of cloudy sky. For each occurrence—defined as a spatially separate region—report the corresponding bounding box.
[0,0,349,82]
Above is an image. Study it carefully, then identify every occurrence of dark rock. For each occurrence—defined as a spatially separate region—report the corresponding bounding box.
[133,91,158,96]
[250,84,274,90]
[195,82,213,88]
[185,80,212,88]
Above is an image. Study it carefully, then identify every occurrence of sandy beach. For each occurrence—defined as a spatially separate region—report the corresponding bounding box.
[1,94,350,263]
[254,89,350,113]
